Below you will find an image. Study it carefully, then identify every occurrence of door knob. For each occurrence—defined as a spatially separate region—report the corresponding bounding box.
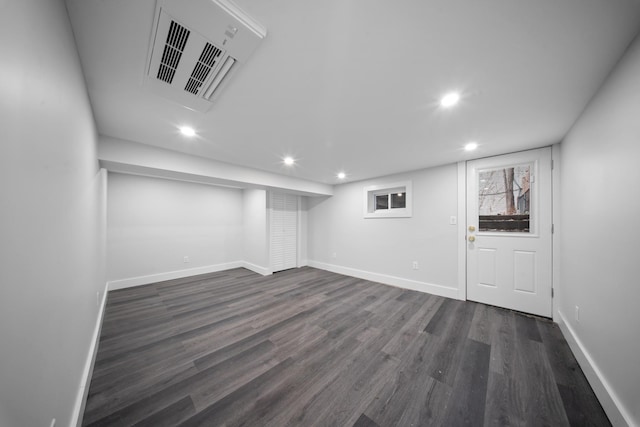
[468,226,476,232]
[468,236,476,242]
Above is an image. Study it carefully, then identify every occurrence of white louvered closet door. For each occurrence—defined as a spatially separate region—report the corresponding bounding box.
[270,193,298,272]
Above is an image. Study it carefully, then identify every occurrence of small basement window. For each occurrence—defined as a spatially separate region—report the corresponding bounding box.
[364,181,412,218]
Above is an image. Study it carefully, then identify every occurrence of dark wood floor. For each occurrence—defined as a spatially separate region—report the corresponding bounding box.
[83,267,609,426]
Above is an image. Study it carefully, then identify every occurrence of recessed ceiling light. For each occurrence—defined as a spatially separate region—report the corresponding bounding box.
[179,126,196,137]
[465,142,478,151]
[440,92,460,108]
[283,156,295,166]
[337,172,346,179]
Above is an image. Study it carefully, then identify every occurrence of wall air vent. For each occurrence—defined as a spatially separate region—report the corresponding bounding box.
[143,0,266,112]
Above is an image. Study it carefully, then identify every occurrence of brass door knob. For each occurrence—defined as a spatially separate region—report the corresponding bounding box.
[468,236,476,242]
[468,225,476,232]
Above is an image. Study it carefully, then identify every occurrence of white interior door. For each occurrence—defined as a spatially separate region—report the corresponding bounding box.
[270,192,298,272]
[466,147,552,317]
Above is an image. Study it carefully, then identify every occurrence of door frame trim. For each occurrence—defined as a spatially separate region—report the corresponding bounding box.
[551,144,560,322]
[456,161,467,301]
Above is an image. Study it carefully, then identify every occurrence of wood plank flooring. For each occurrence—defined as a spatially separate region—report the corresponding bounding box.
[83,267,609,426]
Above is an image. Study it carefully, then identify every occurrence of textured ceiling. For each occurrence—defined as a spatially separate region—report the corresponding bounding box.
[66,0,640,184]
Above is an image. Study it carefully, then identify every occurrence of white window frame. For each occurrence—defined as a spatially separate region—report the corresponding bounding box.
[363,180,412,218]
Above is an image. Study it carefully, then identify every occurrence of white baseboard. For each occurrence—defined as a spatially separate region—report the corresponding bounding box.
[107,261,244,290]
[556,311,630,427]
[241,261,271,276]
[307,260,460,300]
[71,282,109,427]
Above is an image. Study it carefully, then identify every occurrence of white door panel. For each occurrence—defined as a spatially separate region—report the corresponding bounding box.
[466,148,552,317]
[270,192,298,272]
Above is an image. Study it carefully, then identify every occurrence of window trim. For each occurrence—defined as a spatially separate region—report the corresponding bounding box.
[363,180,412,218]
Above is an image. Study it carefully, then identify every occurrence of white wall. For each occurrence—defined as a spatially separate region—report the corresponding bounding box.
[307,164,459,298]
[558,34,640,426]
[243,189,269,274]
[0,0,106,426]
[107,173,244,287]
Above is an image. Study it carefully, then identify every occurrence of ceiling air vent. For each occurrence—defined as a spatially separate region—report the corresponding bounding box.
[184,43,223,95]
[143,0,266,112]
[157,21,190,84]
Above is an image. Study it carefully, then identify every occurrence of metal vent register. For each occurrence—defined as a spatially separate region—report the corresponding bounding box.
[185,43,223,95]
[156,21,190,84]
[143,0,266,112]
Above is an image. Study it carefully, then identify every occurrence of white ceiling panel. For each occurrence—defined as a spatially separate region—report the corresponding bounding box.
[66,0,640,184]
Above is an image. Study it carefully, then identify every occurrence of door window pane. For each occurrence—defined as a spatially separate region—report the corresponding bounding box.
[478,164,531,232]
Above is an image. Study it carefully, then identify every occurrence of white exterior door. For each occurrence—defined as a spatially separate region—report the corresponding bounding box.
[270,192,298,272]
[466,147,552,317]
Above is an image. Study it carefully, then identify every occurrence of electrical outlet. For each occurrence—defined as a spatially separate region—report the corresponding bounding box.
[449,216,457,225]
[332,252,337,259]
[96,291,100,307]
[412,261,419,270]
[575,305,580,322]
[183,256,190,263]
